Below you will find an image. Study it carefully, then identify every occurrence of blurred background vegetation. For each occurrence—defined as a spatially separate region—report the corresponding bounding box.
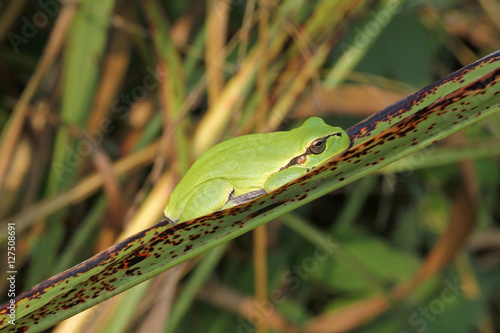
[0,0,499,332]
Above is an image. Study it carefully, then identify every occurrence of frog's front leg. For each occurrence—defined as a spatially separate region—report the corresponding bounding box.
[264,166,308,192]
[228,189,267,206]
[176,179,234,224]
[225,167,308,208]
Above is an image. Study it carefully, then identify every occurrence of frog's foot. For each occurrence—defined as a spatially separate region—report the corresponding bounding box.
[164,216,179,226]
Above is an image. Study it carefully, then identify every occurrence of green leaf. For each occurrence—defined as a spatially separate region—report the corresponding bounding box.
[311,229,421,293]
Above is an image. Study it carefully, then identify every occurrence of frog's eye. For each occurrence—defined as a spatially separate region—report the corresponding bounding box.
[310,138,326,154]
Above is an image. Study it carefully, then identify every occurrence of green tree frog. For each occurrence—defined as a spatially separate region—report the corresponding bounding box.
[164,117,350,225]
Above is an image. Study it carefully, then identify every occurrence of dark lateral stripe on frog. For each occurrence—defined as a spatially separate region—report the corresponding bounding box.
[280,132,345,170]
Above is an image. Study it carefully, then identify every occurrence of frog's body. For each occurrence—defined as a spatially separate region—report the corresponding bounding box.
[164,117,350,224]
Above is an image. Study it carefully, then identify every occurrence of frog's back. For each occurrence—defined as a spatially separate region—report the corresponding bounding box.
[180,130,300,191]
[165,131,294,221]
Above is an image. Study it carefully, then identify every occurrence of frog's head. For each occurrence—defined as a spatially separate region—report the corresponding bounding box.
[296,117,351,169]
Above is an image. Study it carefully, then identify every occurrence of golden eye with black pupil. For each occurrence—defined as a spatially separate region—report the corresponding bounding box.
[310,138,326,154]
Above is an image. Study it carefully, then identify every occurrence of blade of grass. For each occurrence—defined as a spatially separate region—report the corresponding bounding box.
[332,176,377,235]
[0,0,82,192]
[0,0,29,44]
[196,281,296,332]
[324,0,404,88]
[165,244,229,333]
[28,0,116,286]
[53,197,108,273]
[193,0,306,155]
[379,136,500,174]
[99,280,151,333]
[206,0,229,107]
[0,140,159,237]
[141,0,189,174]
